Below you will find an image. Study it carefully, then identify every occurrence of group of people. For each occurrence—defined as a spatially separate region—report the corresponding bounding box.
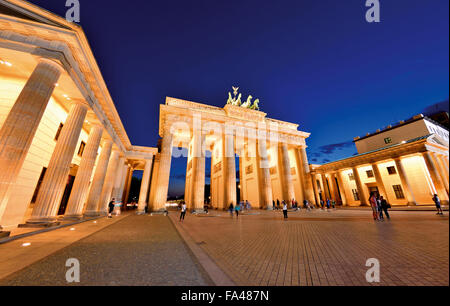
[368,192,391,221]
[228,200,252,218]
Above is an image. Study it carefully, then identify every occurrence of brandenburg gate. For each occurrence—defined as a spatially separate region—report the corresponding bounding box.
[148,89,315,212]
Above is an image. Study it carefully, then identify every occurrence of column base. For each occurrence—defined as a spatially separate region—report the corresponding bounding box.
[135,210,146,215]
[62,214,83,221]
[149,209,168,216]
[191,209,209,214]
[83,211,101,217]
[0,231,11,239]
[19,219,61,228]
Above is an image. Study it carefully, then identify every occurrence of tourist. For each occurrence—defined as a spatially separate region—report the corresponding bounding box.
[380,196,390,220]
[303,199,308,209]
[235,202,241,218]
[295,200,299,211]
[246,200,251,211]
[433,194,443,215]
[332,199,336,210]
[228,203,234,217]
[204,202,209,214]
[272,200,276,210]
[377,196,384,221]
[282,200,288,220]
[326,198,330,210]
[108,198,115,218]
[180,201,187,222]
[276,199,280,210]
[369,192,379,221]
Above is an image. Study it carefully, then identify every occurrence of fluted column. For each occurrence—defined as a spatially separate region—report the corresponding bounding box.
[27,102,88,224]
[371,163,391,202]
[84,140,113,216]
[438,155,449,186]
[64,125,103,219]
[137,158,153,213]
[0,58,62,226]
[280,143,295,202]
[191,130,206,212]
[257,139,273,209]
[352,166,368,205]
[299,147,315,204]
[123,166,134,204]
[98,151,120,214]
[152,131,173,211]
[112,157,126,201]
[422,152,449,202]
[394,158,417,205]
[311,173,321,205]
[336,171,348,205]
[321,173,332,200]
[224,132,237,207]
[432,153,449,194]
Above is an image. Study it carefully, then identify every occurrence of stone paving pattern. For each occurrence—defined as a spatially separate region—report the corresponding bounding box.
[0,215,212,286]
[171,208,449,286]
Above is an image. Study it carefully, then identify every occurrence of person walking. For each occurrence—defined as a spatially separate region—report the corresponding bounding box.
[228,203,234,217]
[276,199,280,210]
[282,200,288,220]
[180,201,187,222]
[379,196,390,220]
[108,198,115,218]
[376,195,384,221]
[369,192,379,221]
[331,199,336,210]
[272,200,276,210]
[235,202,241,218]
[320,199,324,210]
[326,198,330,210]
[433,194,443,215]
[246,200,251,211]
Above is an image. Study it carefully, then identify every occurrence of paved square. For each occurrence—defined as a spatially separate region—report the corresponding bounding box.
[170,208,449,286]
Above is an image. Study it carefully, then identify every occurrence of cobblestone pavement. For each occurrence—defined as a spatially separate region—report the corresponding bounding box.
[0,215,212,286]
[170,208,449,286]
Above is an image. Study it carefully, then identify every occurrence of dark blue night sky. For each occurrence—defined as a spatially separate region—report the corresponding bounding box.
[28,0,449,196]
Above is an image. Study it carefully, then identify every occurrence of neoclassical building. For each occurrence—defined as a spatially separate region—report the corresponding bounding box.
[0,0,156,234]
[312,115,449,206]
[0,0,449,238]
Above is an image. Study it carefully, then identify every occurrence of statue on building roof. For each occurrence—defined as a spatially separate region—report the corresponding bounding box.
[226,86,261,110]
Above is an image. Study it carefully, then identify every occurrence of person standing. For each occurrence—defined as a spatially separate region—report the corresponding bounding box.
[369,192,379,221]
[379,196,390,220]
[229,203,234,217]
[377,196,384,221]
[433,194,443,215]
[320,199,324,210]
[331,199,336,210]
[180,201,187,222]
[276,199,280,210]
[235,202,241,218]
[272,200,276,210]
[282,200,288,220]
[326,198,330,210]
[108,198,115,218]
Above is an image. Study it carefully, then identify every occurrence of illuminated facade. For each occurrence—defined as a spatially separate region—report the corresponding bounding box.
[312,115,449,206]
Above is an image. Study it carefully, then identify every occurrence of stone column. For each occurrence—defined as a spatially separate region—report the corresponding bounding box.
[64,125,103,219]
[26,102,88,225]
[152,131,173,211]
[422,152,449,202]
[224,132,237,207]
[371,163,391,202]
[0,58,62,227]
[257,139,273,209]
[352,166,368,206]
[123,166,134,205]
[112,157,126,201]
[137,158,153,214]
[336,171,348,205]
[98,151,120,214]
[311,173,321,206]
[438,155,449,186]
[190,130,206,212]
[117,164,129,208]
[84,140,113,216]
[330,173,340,201]
[394,158,417,205]
[279,143,295,203]
[299,147,315,204]
[321,173,331,200]
[432,153,449,194]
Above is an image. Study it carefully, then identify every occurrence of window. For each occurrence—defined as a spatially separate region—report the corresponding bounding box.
[352,189,360,201]
[54,123,63,141]
[348,173,355,181]
[77,141,86,157]
[384,137,392,144]
[387,166,397,175]
[392,185,405,199]
[366,170,374,178]
[31,167,47,203]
